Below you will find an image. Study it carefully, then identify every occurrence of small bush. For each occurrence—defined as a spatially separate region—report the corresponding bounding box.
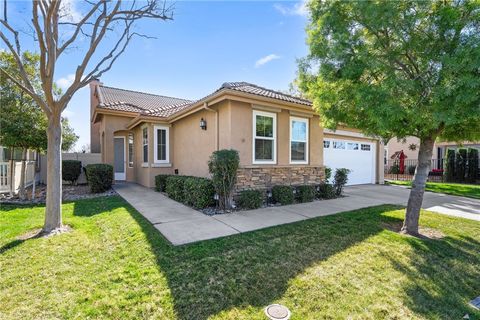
[237,189,264,209]
[455,148,467,182]
[155,174,171,192]
[444,149,456,182]
[317,183,336,199]
[208,149,240,210]
[467,148,479,183]
[62,160,82,185]
[389,163,400,174]
[407,165,416,175]
[333,168,351,196]
[165,176,186,202]
[272,185,295,205]
[324,166,332,183]
[296,185,316,203]
[85,164,113,193]
[183,177,215,209]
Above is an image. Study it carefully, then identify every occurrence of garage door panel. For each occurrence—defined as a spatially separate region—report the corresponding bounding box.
[324,139,376,185]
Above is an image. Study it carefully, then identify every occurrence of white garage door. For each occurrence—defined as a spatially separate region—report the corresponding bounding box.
[323,139,376,185]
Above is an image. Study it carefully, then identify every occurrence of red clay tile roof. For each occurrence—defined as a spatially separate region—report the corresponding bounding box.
[95,82,312,119]
[219,82,312,106]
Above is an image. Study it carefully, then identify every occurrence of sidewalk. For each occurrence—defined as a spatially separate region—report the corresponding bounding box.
[114,183,480,246]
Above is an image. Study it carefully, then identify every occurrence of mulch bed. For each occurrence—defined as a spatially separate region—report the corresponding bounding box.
[0,184,117,205]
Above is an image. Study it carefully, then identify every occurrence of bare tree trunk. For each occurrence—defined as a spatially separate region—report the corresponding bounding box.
[18,148,27,200]
[402,137,435,235]
[43,112,63,233]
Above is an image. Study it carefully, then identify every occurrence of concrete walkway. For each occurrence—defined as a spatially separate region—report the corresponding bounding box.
[114,183,480,246]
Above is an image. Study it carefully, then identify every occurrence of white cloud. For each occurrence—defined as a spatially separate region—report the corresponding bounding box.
[56,74,75,91]
[62,109,75,118]
[274,0,308,17]
[255,54,281,68]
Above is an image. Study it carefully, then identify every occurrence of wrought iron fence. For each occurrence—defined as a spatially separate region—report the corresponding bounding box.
[384,159,445,182]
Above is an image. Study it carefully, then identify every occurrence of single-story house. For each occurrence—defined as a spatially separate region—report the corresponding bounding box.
[386,137,480,169]
[90,80,384,190]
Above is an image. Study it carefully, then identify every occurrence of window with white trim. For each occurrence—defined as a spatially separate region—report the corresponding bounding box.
[333,141,345,149]
[290,117,308,163]
[253,110,276,164]
[154,125,169,163]
[323,141,330,148]
[142,127,148,163]
[128,133,134,167]
[347,142,359,150]
[361,144,371,151]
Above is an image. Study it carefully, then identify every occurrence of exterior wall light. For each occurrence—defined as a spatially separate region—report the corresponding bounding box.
[200,118,207,130]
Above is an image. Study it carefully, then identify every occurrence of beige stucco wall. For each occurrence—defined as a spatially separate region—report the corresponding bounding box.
[90,81,101,153]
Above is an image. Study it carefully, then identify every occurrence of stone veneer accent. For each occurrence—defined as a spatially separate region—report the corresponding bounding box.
[235,166,325,193]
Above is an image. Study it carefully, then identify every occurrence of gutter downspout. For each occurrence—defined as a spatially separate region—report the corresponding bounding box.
[203,102,219,151]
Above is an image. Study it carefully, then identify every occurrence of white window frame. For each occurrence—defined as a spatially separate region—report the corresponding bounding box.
[128,133,134,168]
[289,116,309,164]
[153,125,170,164]
[142,126,148,164]
[252,110,277,165]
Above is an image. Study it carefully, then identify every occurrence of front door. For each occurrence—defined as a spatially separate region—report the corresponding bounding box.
[114,136,126,180]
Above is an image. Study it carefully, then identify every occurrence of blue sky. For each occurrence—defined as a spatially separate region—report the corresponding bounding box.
[6,1,309,150]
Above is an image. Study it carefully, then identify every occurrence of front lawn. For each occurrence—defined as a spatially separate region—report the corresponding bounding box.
[1,197,479,319]
[387,180,480,199]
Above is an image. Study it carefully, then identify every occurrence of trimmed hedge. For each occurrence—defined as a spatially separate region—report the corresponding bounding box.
[237,189,264,209]
[165,176,187,202]
[155,174,171,192]
[62,160,82,185]
[272,185,295,205]
[455,148,467,182]
[445,149,456,182]
[85,164,113,193]
[317,183,336,199]
[183,177,215,209]
[467,148,479,183]
[164,175,215,209]
[296,185,316,203]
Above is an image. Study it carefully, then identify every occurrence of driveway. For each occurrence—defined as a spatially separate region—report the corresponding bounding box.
[114,183,480,246]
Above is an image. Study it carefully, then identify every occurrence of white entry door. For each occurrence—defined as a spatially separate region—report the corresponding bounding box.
[323,139,376,185]
[114,136,126,180]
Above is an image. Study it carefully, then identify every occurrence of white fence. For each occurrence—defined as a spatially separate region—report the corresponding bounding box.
[0,160,36,194]
[39,153,102,185]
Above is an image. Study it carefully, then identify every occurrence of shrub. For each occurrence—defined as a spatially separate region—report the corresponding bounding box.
[272,185,295,205]
[155,174,171,192]
[389,163,400,174]
[467,148,479,183]
[165,176,187,202]
[455,148,467,182]
[62,160,82,185]
[236,189,264,209]
[333,168,351,196]
[208,149,240,210]
[317,183,336,199]
[324,166,332,183]
[296,185,316,203]
[183,177,215,209]
[445,149,456,182]
[85,164,113,193]
[407,165,416,176]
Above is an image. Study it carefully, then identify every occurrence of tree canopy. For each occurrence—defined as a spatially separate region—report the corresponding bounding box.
[298,0,480,142]
[0,51,78,153]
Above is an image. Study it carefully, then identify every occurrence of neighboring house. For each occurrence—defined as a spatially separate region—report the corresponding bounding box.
[386,137,480,169]
[90,80,384,190]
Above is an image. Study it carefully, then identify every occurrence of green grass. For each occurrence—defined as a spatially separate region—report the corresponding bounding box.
[387,180,480,199]
[1,196,479,320]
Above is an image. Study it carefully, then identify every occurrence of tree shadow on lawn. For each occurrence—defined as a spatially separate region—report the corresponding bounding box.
[383,233,480,319]
[126,203,409,320]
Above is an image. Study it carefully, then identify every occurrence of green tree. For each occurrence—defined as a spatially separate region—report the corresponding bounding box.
[298,0,480,235]
[1,51,78,199]
[0,1,172,234]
